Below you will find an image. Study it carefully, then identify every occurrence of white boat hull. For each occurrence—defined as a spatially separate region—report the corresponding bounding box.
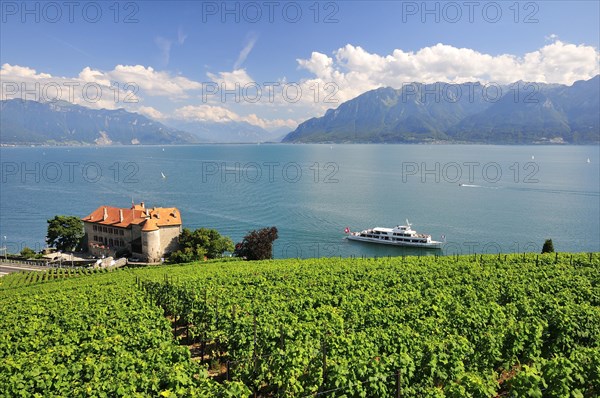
[347,234,443,249]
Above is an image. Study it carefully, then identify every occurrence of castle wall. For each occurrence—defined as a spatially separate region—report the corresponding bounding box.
[142,229,161,262]
[84,221,131,257]
[158,225,182,257]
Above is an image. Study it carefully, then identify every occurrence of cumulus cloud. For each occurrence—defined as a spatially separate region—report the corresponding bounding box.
[174,104,239,123]
[243,113,298,130]
[0,64,52,79]
[207,68,254,87]
[0,63,137,109]
[0,63,202,111]
[2,40,597,129]
[172,104,297,130]
[297,41,600,102]
[136,106,166,120]
[108,65,201,97]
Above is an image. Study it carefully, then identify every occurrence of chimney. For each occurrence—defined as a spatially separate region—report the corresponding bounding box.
[119,209,123,223]
[140,202,145,209]
[103,207,108,221]
[145,208,150,217]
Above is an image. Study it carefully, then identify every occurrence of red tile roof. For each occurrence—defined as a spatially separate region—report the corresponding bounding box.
[82,203,182,229]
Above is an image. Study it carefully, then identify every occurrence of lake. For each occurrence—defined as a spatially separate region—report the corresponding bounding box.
[1,144,598,258]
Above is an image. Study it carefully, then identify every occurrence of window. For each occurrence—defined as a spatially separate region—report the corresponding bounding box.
[120,230,124,236]
[103,226,107,233]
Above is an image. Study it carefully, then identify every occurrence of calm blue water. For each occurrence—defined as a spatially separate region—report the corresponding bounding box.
[1,144,598,258]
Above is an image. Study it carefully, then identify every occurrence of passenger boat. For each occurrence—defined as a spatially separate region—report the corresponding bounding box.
[345,220,443,248]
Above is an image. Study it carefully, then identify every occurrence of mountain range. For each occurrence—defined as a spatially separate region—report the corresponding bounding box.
[0,99,283,145]
[283,76,600,144]
[167,119,286,144]
[1,76,598,145]
[0,99,196,145]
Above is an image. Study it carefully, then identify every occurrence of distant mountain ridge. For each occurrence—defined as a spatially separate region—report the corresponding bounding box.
[3,76,598,146]
[167,119,285,144]
[0,99,198,145]
[283,76,600,144]
[0,99,284,145]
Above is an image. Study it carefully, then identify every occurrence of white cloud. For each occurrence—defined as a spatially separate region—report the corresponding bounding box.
[78,66,112,87]
[0,64,52,79]
[0,63,135,109]
[136,106,166,120]
[155,28,188,67]
[174,104,239,123]
[108,65,201,98]
[1,63,202,109]
[155,36,172,66]
[2,40,597,130]
[242,113,297,130]
[172,104,297,130]
[177,27,187,45]
[234,33,258,70]
[297,41,600,103]
[207,68,254,87]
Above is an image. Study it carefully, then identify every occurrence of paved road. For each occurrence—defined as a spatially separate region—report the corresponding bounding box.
[0,262,47,277]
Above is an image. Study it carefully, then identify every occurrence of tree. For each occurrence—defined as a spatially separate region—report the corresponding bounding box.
[20,247,36,259]
[234,226,278,261]
[46,216,84,252]
[169,246,207,264]
[541,239,555,254]
[169,228,233,263]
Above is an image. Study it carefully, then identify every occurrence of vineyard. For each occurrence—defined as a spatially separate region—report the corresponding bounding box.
[1,253,599,397]
[0,267,109,291]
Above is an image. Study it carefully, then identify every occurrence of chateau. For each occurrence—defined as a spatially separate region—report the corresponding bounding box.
[82,202,182,262]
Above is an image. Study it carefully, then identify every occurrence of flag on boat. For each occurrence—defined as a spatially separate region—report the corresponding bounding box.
[344,227,350,234]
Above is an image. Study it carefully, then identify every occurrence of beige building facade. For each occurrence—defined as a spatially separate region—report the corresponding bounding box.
[82,202,182,262]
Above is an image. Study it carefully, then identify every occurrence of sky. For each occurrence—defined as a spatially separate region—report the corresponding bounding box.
[1,0,599,131]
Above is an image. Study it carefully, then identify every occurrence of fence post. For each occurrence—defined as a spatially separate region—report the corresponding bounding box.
[396,369,402,398]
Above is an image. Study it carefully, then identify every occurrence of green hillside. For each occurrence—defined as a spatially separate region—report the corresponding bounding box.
[1,253,599,397]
